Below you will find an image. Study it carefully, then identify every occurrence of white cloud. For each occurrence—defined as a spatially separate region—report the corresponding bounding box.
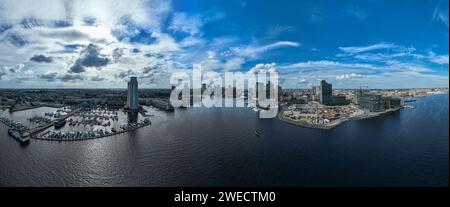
[346,6,368,21]
[200,51,245,72]
[432,1,449,27]
[231,41,300,58]
[427,52,449,65]
[0,0,195,88]
[280,60,375,71]
[0,0,169,29]
[168,12,202,36]
[336,73,364,80]
[249,63,278,74]
[339,43,399,54]
[265,25,295,39]
[276,58,449,89]
[338,43,448,66]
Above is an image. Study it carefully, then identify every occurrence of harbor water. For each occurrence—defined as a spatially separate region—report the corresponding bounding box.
[0,94,448,186]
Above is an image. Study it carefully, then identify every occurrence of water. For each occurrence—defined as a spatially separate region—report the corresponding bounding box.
[0,94,448,186]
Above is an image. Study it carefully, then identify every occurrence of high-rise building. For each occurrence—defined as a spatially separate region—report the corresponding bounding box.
[201,83,207,94]
[312,86,321,95]
[266,81,277,99]
[256,82,265,99]
[311,86,321,101]
[278,85,283,102]
[127,77,139,111]
[320,80,333,105]
[353,88,363,105]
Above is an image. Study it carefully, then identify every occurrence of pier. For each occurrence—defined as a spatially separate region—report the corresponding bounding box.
[28,108,83,136]
[33,119,151,141]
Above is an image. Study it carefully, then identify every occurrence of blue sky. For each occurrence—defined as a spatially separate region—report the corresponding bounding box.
[0,0,448,88]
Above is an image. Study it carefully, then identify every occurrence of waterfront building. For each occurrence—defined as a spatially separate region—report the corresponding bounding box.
[310,86,321,101]
[383,97,401,109]
[127,77,139,111]
[332,95,349,105]
[278,85,283,102]
[256,82,265,99]
[320,80,333,105]
[359,93,384,112]
[266,81,279,100]
[201,83,207,94]
[312,86,321,96]
[353,88,364,105]
[127,111,139,123]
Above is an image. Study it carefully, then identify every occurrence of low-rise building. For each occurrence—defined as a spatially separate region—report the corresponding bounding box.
[383,97,402,109]
[359,93,384,112]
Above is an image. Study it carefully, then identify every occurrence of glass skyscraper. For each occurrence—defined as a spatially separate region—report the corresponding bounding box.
[127,77,139,111]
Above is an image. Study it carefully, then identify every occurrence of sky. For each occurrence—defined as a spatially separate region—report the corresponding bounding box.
[0,0,448,89]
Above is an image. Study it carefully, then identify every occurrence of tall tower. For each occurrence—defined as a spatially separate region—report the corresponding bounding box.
[320,80,332,105]
[127,77,139,111]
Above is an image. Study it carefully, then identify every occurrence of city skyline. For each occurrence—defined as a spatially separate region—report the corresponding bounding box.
[0,0,449,89]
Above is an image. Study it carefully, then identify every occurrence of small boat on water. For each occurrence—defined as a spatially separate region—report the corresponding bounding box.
[403,105,415,109]
[255,130,262,137]
[54,119,66,129]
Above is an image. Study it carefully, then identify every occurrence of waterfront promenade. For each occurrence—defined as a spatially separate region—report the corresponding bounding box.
[278,107,403,130]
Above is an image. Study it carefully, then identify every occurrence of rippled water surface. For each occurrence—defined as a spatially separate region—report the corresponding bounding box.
[0,94,448,186]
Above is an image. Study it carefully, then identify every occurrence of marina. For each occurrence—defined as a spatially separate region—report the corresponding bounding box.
[34,119,151,141]
[0,106,154,142]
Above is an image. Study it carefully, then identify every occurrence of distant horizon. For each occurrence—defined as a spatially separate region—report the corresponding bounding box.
[1,86,448,90]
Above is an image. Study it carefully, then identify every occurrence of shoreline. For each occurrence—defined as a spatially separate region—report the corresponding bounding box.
[278,107,403,130]
[9,104,63,112]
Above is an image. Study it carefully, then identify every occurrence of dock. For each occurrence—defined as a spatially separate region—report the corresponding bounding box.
[28,107,82,136]
[32,120,151,141]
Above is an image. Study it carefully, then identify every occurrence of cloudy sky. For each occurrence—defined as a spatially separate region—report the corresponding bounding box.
[0,0,448,89]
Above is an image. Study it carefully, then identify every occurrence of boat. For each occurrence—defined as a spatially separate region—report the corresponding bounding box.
[8,128,30,143]
[254,130,262,137]
[257,105,271,111]
[54,119,66,129]
[403,105,415,109]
